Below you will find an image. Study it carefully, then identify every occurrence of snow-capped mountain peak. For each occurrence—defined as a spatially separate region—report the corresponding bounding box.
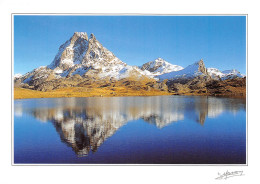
[207,68,245,80]
[20,32,155,86]
[46,32,131,77]
[73,32,88,39]
[140,58,183,76]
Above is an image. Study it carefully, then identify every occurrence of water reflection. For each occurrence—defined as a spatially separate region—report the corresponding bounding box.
[14,96,245,157]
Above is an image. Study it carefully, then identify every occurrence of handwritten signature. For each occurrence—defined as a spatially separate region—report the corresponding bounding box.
[215,170,244,180]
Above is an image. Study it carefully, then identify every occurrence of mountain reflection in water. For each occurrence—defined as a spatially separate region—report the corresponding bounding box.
[14,96,246,157]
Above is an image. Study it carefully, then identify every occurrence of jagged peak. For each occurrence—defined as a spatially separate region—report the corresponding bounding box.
[72,32,88,41]
[148,58,168,65]
[195,59,204,65]
[89,33,96,40]
[180,59,207,76]
[74,32,88,37]
[196,59,207,74]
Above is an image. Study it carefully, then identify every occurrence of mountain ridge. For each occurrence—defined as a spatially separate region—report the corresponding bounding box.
[14,32,246,98]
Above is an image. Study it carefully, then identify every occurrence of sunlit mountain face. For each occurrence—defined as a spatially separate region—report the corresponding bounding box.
[14,96,246,157]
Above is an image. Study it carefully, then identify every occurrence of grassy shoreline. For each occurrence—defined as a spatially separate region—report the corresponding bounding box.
[14,87,172,99]
[14,87,246,100]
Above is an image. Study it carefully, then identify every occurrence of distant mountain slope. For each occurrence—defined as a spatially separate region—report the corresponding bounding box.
[207,68,245,80]
[221,69,245,79]
[158,59,209,81]
[140,58,183,76]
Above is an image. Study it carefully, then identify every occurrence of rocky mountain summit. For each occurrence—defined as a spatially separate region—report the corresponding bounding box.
[47,32,131,79]
[15,32,158,91]
[14,32,246,98]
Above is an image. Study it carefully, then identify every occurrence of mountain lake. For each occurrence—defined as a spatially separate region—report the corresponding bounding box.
[13,95,246,164]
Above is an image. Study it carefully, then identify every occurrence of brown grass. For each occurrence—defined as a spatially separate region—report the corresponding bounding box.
[170,86,246,98]
[14,87,172,99]
[14,77,246,99]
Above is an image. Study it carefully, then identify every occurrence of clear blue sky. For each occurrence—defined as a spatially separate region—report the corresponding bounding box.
[14,15,246,75]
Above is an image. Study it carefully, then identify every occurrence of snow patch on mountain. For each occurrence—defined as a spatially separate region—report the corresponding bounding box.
[14,73,22,79]
[72,67,90,76]
[53,68,63,74]
[207,68,225,79]
[116,66,151,80]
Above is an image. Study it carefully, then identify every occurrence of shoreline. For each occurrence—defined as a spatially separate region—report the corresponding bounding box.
[14,87,246,100]
[13,87,172,100]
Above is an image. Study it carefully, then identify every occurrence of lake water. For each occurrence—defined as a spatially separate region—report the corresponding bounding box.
[13,96,246,164]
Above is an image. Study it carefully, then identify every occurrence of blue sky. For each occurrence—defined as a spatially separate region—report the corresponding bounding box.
[14,15,246,74]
